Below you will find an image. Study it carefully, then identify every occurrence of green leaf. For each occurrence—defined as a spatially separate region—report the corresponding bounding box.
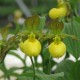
[70,61,80,80]
[63,17,80,59]
[0,35,18,63]
[41,41,50,61]
[38,16,46,30]
[55,60,74,80]
[0,45,11,63]
[55,60,80,80]
[41,40,50,74]
[0,26,9,39]
[18,70,64,80]
[68,0,78,7]
[8,22,23,35]
[36,72,64,80]
[17,76,33,80]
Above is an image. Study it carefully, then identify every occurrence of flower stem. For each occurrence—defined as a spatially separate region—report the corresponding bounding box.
[48,56,51,74]
[30,57,35,80]
[7,76,10,80]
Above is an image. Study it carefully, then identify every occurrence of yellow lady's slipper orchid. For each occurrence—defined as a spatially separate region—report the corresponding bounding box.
[49,0,67,19]
[19,36,41,57]
[49,7,67,19]
[48,41,66,58]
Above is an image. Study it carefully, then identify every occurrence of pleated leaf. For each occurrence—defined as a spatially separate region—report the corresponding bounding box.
[55,60,80,80]
[63,17,80,59]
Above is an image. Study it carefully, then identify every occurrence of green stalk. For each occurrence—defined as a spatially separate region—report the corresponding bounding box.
[7,76,10,80]
[48,56,51,74]
[30,57,35,80]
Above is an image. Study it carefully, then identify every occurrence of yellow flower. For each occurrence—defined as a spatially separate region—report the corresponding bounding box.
[48,41,66,58]
[14,10,22,19]
[49,7,67,19]
[19,39,41,57]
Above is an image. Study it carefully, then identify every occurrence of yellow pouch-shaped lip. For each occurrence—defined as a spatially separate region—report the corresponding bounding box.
[19,39,41,57]
[49,7,67,19]
[48,41,66,58]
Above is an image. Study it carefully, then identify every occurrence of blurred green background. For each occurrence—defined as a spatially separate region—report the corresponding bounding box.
[0,0,79,27]
[0,0,80,80]
[0,0,57,16]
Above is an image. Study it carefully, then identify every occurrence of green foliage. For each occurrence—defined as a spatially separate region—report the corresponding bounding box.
[0,26,9,39]
[0,0,80,80]
[0,51,64,80]
[63,17,80,59]
[38,16,46,31]
[17,70,64,80]
[55,60,80,80]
